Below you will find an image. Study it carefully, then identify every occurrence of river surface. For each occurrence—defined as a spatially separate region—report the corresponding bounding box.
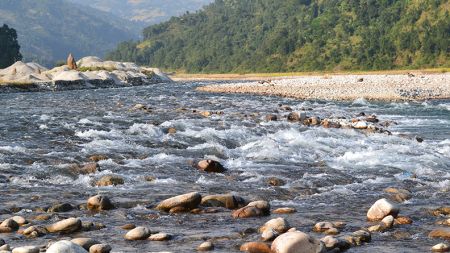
[0,82,449,252]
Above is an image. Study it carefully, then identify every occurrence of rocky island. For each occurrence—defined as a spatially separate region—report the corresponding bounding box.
[0,56,172,93]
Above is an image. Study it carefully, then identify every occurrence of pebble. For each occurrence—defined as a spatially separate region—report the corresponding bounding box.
[11,246,39,253]
[273,207,296,214]
[197,241,214,251]
[89,244,111,253]
[124,226,151,240]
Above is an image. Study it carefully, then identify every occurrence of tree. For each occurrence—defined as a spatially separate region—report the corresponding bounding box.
[0,24,22,68]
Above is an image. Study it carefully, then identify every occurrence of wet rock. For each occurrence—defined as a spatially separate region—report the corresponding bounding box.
[33,214,51,221]
[11,246,39,253]
[196,160,226,173]
[124,226,151,240]
[429,228,450,239]
[89,244,111,253]
[87,195,114,211]
[261,228,278,242]
[430,207,450,216]
[22,226,46,237]
[71,238,100,251]
[88,155,108,162]
[267,177,285,187]
[313,222,336,233]
[344,230,371,246]
[47,240,87,253]
[0,218,19,232]
[11,216,27,226]
[352,121,368,129]
[120,224,135,230]
[392,231,411,240]
[384,187,412,202]
[394,216,413,225]
[320,236,350,251]
[67,54,78,70]
[265,114,277,121]
[167,127,177,134]
[271,231,325,253]
[96,175,124,187]
[437,218,450,226]
[273,207,296,214]
[77,163,99,175]
[381,215,394,228]
[197,241,214,251]
[240,242,272,253]
[0,244,10,251]
[432,243,449,252]
[149,233,172,241]
[232,200,270,219]
[260,217,290,234]
[46,217,82,233]
[144,176,156,182]
[287,112,300,122]
[199,111,211,117]
[201,194,247,209]
[156,192,202,212]
[367,198,399,221]
[366,115,379,123]
[48,203,74,213]
[0,239,4,247]
[322,120,340,128]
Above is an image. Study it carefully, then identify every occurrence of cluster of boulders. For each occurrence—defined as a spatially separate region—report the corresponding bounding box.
[0,56,171,93]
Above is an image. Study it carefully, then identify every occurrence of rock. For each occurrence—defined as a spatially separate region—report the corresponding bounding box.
[199,111,211,117]
[120,224,136,230]
[357,78,364,82]
[167,127,177,134]
[0,218,19,231]
[22,225,46,237]
[266,114,277,121]
[87,195,114,211]
[430,207,450,216]
[132,104,150,111]
[0,239,4,247]
[71,238,100,251]
[429,228,450,239]
[287,112,300,122]
[394,216,413,225]
[384,187,412,202]
[352,121,368,129]
[11,216,27,226]
[344,230,371,246]
[381,215,394,228]
[201,194,247,209]
[366,115,379,123]
[261,228,278,242]
[48,203,74,213]
[67,54,78,70]
[273,207,296,214]
[267,177,285,186]
[271,231,325,253]
[78,163,99,174]
[149,233,172,241]
[232,200,270,218]
[196,160,226,173]
[313,222,336,233]
[322,120,340,128]
[0,244,10,251]
[46,218,82,233]
[89,244,111,253]
[124,226,151,240]
[88,155,108,162]
[47,240,87,253]
[240,242,272,253]
[33,214,52,221]
[367,198,399,221]
[260,217,290,234]
[437,218,450,226]
[96,175,124,187]
[197,241,214,251]
[11,246,39,253]
[320,236,350,251]
[156,192,202,212]
[432,243,449,252]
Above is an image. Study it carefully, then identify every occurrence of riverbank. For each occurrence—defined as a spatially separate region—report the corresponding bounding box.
[196,73,450,101]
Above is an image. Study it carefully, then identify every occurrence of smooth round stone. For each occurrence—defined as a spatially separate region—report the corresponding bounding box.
[89,244,111,253]
[367,198,399,221]
[197,241,214,251]
[156,192,202,212]
[0,244,10,251]
[149,233,172,241]
[260,217,290,234]
[12,246,39,253]
[46,218,81,233]
[124,227,151,240]
[87,195,114,211]
[432,243,449,252]
[11,216,27,226]
[0,218,19,230]
[71,238,100,251]
[271,231,324,253]
[240,242,272,253]
[46,240,87,253]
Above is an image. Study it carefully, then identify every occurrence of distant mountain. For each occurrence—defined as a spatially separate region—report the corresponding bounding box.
[68,0,213,24]
[108,0,450,73]
[0,0,140,67]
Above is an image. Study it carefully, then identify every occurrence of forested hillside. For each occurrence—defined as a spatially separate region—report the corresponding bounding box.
[0,24,22,68]
[0,0,138,67]
[108,0,450,73]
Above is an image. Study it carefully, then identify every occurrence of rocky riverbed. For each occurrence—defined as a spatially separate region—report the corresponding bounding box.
[196,73,450,101]
[0,82,449,252]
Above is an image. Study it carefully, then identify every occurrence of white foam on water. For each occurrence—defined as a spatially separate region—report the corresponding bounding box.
[78,118,103,126]
[196,175,215,185]
[438,103,450,111]
[39,124,48,130]
[352,97,370,106]
[127,123,163,137]
[81,139,148,153]
[39,114,51,121]
[0,146,27,154]
[75,129,122,139]
[152,178,178,184]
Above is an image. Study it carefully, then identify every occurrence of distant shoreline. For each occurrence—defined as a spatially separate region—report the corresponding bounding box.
[195,73,450,101]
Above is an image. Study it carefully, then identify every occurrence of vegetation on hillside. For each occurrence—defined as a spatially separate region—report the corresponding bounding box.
[0,24,22,68]
[108,0,450,73]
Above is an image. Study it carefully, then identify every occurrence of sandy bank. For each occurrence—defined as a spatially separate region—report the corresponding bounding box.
[196,73,450,101]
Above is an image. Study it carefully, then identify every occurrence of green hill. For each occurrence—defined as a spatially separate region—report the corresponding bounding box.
[108,0,450,73]
[0,0,139,67]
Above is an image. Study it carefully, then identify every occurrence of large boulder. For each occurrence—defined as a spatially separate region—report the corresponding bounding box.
[156,192,202,212]
[46,218,82,233]
[367,198,399,221]
[201,194,247,209]
[47,240,87,253]
[271,231,325,253]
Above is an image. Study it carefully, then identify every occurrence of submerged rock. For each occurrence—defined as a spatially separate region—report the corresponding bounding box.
[96,175,124,187]
[156,192,202,212]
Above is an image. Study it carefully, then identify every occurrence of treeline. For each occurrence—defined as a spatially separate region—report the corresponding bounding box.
[0,24,22,69]
[108,0,450,73]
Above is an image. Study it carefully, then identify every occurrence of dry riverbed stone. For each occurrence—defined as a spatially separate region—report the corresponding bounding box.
[156,192,202,212]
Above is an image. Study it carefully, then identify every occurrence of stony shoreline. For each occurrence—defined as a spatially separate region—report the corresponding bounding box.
[196,73,450,101]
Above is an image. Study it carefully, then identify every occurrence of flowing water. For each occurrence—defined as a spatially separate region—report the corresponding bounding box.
[0,82,449,252]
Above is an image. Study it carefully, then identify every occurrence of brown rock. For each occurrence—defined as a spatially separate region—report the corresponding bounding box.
[96,175,124,187]
[267,177,285,186]
[273,207,296,214]
[148,233,172,241]
[432,243,449,252]
[287,112,300,122]
[265,114,277,121]
[124,226,151,240]
[48,203,74,213]
[198,241,214,251]
[71,238,100,251]
[394,216,413,225]
[196,160,226,173]
[384,187,412,202]
[46,217,82,233]
[89,244,112,253]
[120,224,135,230]
[88,155,108,162]
[156,192,202,212]
[430,207,450,216]
[232,201,270,219]
[429,228,450,239]
[271,231,324,253]
[201,194,247,209]
[67,53,77,70]
[87,195,114,211]
[240,242,272,253]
